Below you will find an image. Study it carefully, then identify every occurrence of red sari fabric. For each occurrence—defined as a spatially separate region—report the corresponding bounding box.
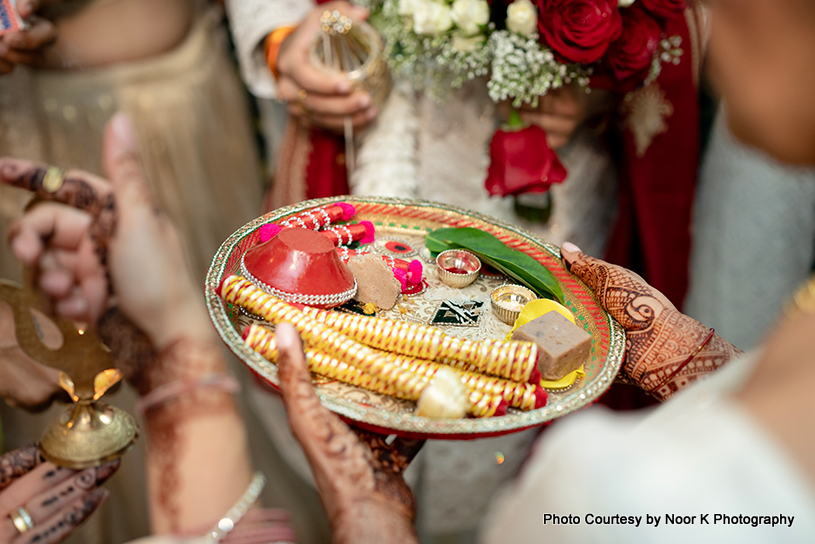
[604,12,703,309]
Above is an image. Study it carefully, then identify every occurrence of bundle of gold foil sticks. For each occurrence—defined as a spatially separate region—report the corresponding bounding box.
[219,275,548,418]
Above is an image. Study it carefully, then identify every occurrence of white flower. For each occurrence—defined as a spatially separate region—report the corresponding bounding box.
[451,32,486,52]
[398,0,423,17]
[618,0,636,6]
[506,0,538,37]
[450,0,490,36]
[413,0,454,35]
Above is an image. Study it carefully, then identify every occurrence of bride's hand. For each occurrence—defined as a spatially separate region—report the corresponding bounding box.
[1,114,210,353]
[514,85,613,150]
[560,242,743,401]
[275,323,421,544]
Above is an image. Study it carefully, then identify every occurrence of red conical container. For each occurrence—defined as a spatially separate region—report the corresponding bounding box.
[241,228,357,308]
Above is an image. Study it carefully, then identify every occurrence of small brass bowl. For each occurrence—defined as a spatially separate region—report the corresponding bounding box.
[436,250,481,289]
[491,284,537,325]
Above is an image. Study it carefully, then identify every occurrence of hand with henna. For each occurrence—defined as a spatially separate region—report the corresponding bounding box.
[0,445,118,544]
[560,242,744,401]
[1,114,212,370]
[275,323,421,544]
[2,116,257,535]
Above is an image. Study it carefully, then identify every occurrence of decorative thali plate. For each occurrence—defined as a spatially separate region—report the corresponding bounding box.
[205,197,624,439]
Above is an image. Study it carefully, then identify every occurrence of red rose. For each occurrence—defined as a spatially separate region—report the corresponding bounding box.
[607,6,661,83]
[537,0,623,64]
[638,0,686,20]
[485,124,568,197]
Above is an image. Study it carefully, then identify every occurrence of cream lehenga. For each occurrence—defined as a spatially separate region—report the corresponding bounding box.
[0,8,264,283]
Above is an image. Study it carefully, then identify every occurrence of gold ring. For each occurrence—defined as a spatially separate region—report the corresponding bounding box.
[10,507,34,534]
[42,166,65,194]
[297,89,308,111]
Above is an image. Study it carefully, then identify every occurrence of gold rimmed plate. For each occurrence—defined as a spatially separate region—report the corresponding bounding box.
[205,197,624,439]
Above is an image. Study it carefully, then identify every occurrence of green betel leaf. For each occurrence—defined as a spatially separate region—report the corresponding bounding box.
[425,228,564,303]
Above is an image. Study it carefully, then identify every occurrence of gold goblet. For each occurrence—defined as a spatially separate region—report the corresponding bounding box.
[309,10,393,176]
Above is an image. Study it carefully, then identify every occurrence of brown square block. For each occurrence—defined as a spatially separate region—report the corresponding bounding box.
[511,311,592,380]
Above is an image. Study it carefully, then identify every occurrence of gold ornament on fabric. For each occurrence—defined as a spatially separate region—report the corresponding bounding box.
[622,83,674,157]
[786,276,815,316]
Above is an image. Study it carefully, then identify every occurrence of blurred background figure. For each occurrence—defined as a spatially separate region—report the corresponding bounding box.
[0,1,264,542]
[686,108,815,349]
[0,0,263,284]
[226,0,377,207]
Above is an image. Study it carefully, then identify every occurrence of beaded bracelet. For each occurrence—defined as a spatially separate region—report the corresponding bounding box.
[203,472,267,543]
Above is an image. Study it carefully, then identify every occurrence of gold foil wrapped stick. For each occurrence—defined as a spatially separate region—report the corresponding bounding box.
[298,306,541,383]
[244,324,403,396]
[387,354,547,411]
[219,276,426,399]
[242,324,505,418]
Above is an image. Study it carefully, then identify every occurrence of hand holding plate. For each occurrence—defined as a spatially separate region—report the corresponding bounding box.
[276,322,420,544]
[560,242,743,400]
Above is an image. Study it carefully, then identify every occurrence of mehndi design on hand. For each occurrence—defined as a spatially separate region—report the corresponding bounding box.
[0,446,43,492]
[0,157,157,367]
[0,161,117,266]
[0,448,118,544]
[276,323,420,544]
[561,246,742,400]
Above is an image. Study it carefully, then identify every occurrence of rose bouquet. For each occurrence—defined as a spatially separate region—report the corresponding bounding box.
[484,0,685,197]
[358,0,686,198]
[359,0,494,96]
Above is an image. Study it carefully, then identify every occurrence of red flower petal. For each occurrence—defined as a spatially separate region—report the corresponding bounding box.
[485,125,568,198]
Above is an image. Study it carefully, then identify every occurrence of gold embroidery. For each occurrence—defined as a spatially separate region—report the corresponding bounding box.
[622,83,674,157]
